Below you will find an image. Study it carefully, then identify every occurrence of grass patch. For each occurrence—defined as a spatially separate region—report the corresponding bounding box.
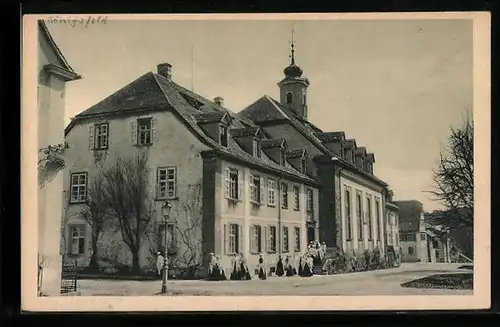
[401,273,473,290]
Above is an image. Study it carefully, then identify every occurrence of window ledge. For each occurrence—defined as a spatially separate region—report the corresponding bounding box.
[293,208,300,211]
[69,201,87,205]
[155,197,178,202]
[267,204,276,208]
[251,201,263,206]
[227,198,242,204]
[281,206,288,210]
[135,143,153,148]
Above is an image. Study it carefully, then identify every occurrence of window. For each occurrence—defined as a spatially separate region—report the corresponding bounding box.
[267,179,276,206]
[225,168,240,200]
[219,125,228,147]
[356,193,363,239]
[286,92,293,104]
[408,246,414,255]
[251,225,262,254]
[301,158,307,174]
[70,172,87,203]
[228,224,240,254]
[303,94,307,105]
[375,199,381,240]
[283,227,289,252]
[420,232,426,241]
[294,227,301,251]
[345,189,352,240]
[69,225,85,255]
[400,233,416,242]
[432,240,439,248]
[267,226,277,252]
[94,123,109,150]
[250,175,262,204]
[166,223,176,251]
[281,183,288,209]
[280,149,286,166]
[157,167,176,199]
[306,189,313,212]
[253,139,261,158]
[367,197,373,240]
[137,118,152,145]
[293,186,300,210]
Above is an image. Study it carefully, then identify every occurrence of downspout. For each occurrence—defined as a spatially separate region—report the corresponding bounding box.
[333,158,344,250]
[277,175,282,255]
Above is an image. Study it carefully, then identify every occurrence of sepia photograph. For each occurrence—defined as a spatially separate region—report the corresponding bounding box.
[22,12,490,311]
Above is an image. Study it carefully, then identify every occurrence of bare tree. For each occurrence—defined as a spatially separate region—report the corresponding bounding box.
[429,115,474,229]
[80,171,110,271]
[102,152,155,274]
[169,183,203,277]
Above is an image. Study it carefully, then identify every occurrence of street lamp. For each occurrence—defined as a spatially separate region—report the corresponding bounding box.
[161,201,172,294]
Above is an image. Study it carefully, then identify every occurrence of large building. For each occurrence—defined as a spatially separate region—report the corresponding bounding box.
[38,20,81,295]
[384,190,400,250]
[63,41,396,276]
[395,200,429,262]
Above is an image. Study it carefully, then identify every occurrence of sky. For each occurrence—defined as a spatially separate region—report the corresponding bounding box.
[45,18,473,211]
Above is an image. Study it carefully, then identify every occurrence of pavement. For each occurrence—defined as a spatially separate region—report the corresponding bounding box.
[77,263,473,296]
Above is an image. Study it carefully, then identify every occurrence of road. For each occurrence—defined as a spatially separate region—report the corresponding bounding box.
[77,263,473,296]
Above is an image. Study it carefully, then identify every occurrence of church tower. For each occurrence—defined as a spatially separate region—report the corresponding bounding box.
[277,29,310,121]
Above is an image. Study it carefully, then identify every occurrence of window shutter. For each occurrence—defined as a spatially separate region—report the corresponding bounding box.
[151,118,158,143]
[224,224,228,254]
[237,170,243,201]
[264,226,268,253]
[131,120,137,145]
[259,176,265,204]
[88,125,95,150]
[249,225,253,253]
[237,224,242,255]
[224,168,230,199]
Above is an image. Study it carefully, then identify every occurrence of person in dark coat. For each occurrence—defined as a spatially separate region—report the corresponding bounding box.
[275,255,285,277]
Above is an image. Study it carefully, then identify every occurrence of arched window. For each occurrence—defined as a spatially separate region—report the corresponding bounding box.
[286,92,293,104]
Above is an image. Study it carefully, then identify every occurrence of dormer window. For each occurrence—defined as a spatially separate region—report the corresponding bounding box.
[253,138,261,158]
[219,125,228,147]
[286,92,293,104]
[301,158,307,174]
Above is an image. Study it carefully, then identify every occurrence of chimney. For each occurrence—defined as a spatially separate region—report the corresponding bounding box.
[157,63,172,81]
[213,96,224,107]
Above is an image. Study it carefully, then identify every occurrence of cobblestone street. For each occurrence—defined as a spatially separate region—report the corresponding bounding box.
[77,263,473,296]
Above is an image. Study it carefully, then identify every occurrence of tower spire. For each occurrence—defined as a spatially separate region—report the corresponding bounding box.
[290,27,295,65]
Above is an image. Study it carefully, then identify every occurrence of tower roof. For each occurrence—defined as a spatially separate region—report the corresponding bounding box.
[283,29,303,78]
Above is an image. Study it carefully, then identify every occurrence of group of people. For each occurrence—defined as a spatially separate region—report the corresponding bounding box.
[185,240,330,281]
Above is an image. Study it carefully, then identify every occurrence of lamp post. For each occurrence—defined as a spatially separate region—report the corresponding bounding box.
[161,201,172,294]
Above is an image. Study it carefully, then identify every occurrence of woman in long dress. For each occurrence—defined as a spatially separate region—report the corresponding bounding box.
[285,255,295,277]
[240,254,251,280]
[230,255,241,280]
[275,255,285,277]
[302,255,314,277]
[257,254,267,280]
[298,256,303,276]
[216,256,227,280]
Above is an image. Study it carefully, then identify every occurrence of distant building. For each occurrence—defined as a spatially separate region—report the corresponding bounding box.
[384,190,400,250]
[394,200,429,262]
[38,20,81,295]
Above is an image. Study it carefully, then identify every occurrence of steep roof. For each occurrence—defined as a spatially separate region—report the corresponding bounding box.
[66,71,316,185]
[394,200,424,232]
[38,20,78,75]
[240,95,388,187]
[261,138,286,148]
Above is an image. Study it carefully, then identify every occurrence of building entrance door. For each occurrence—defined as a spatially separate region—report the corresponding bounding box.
[307,226,315,244]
